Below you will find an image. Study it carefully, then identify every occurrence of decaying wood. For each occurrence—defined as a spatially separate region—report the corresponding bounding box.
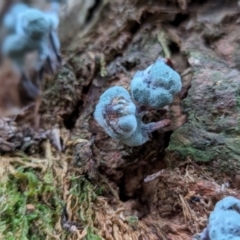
[1,0,240,239]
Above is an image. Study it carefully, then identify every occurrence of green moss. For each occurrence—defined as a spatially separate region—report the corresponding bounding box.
[225,138,240,158]
[0,168,59,239]
[126,216,138,228]
[67,176,103,239]
[236,95,240,109]
[210,71,223,82]
[85,228,102,240]
[167,144,215,162]
[0,157,103,240]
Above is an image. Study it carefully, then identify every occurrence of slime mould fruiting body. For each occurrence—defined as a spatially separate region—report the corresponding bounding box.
[130,58,182,109]
[94,86,170,146]
[2,3,61,75]
[199,196,240,240]
[1,2,63,101]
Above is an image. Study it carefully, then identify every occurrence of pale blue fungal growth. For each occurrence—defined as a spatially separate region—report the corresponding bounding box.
[3,7,51,68]
[94,86,170,146]
[94,86,137,140]
[2,34,38,67]
[2,3,62,75]
[120,116,170,146]
[44,2,62,74]
[3,3,29,33]
[199,196,240,240]
[3,5,49,68]
[130,58,182,109]
[17,9,51,40]
[3,2,61,34]
[1,2,64,101]
[16,9,51,70]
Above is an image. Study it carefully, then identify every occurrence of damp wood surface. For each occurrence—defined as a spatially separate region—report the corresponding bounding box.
[0,0,240,239]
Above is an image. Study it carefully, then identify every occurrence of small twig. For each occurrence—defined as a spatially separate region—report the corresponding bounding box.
[157,32,171,59]
[144,170,164,183]
[180,67,192,77]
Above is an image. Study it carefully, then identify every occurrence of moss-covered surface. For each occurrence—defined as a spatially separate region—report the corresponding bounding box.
[0,142,103,240]
[166,36,240,170]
